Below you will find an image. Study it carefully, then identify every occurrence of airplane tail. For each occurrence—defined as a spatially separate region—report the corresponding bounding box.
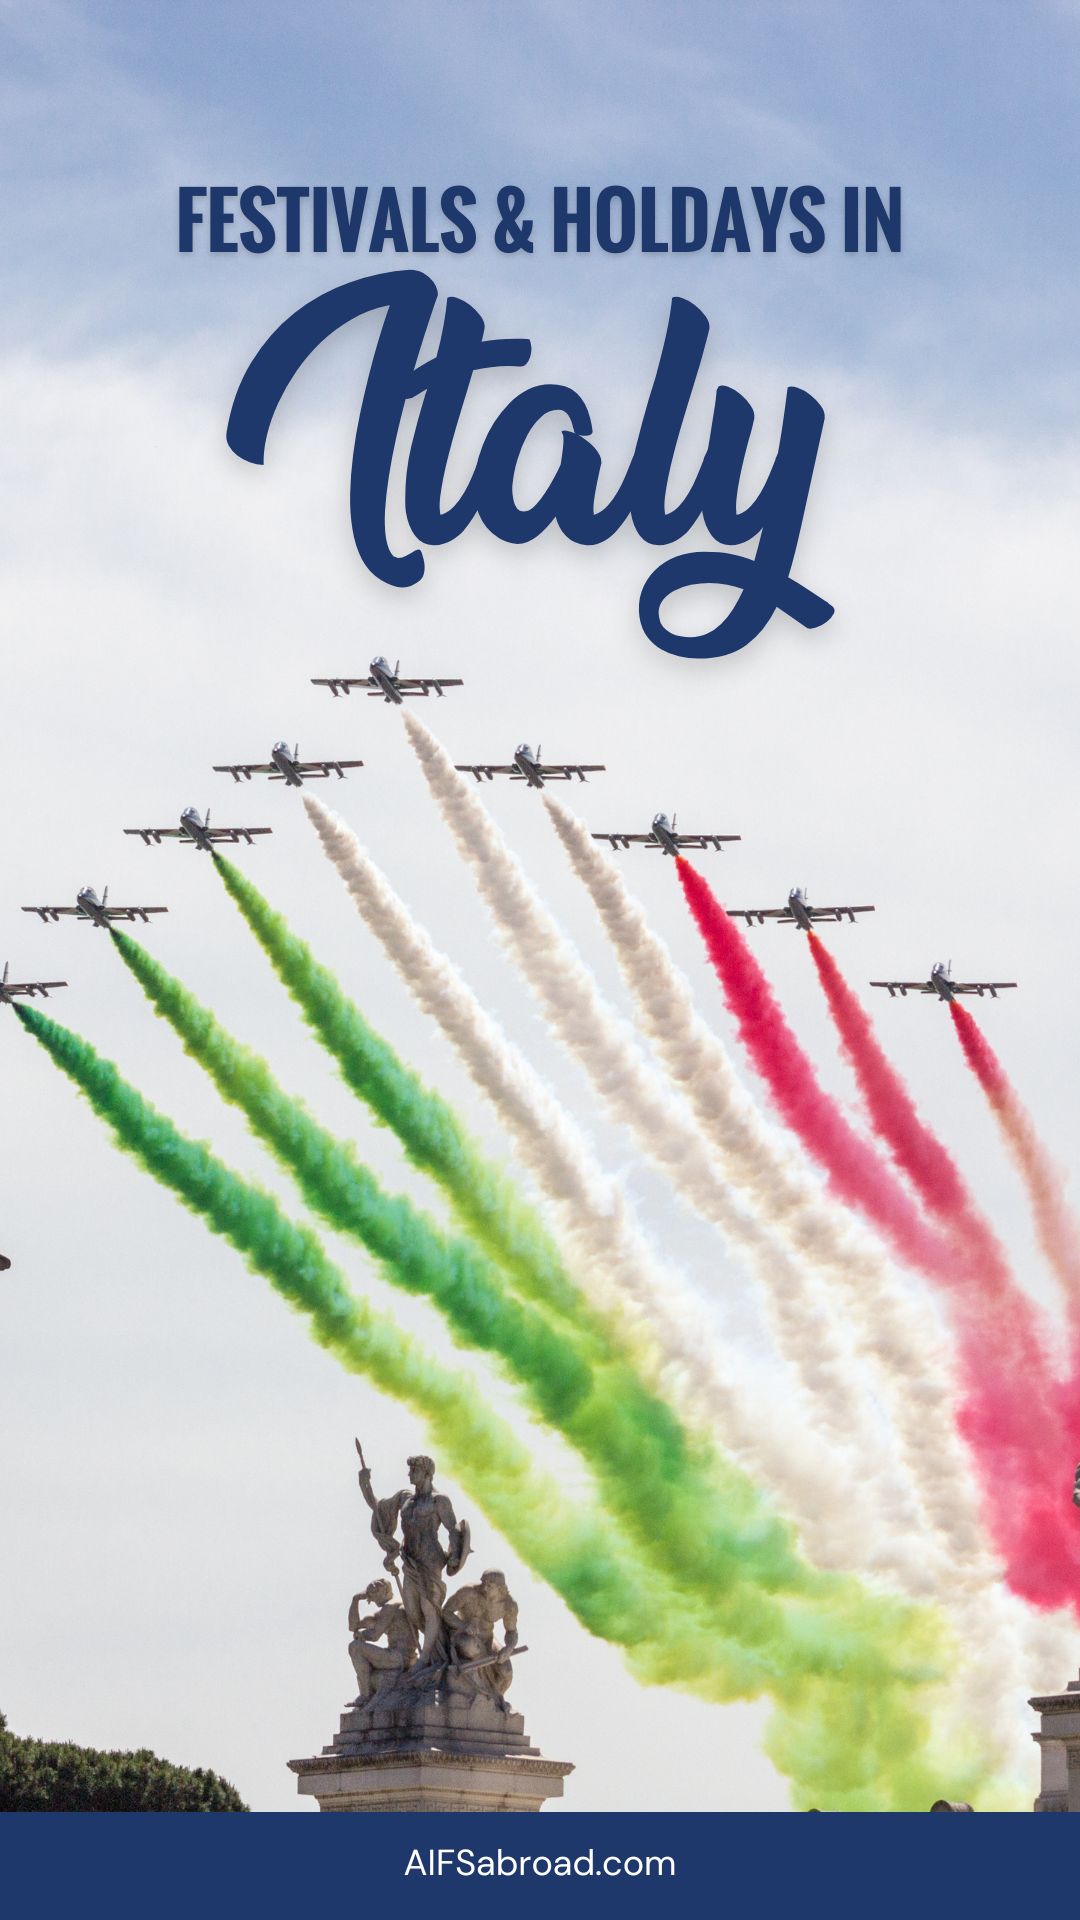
[394,659,400,678]
[671,811,677,833]
[102,885,109,909]
[1,962,7,985]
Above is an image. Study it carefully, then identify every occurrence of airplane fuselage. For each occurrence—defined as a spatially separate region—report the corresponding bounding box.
[271,743,304,786]
[76,887,110,928]
[514,746,544,788]
[930,966,956,1002]
[370,656,402,703]
[180,807,214,851]
[650,814,681,856]
[788,889,814,932]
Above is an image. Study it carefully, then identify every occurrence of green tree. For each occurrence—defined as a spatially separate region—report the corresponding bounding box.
[0,1710,247,1811]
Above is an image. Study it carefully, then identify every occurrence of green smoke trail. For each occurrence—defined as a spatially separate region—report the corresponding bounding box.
[113,928,882,1656]
[214,854,581,1324]
[14,1003,1017,1807]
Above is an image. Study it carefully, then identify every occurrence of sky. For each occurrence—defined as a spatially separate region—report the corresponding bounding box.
[2,0,1080,1814]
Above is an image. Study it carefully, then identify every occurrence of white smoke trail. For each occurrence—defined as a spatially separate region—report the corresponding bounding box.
[538,794,998,1580]
[304,791,929,1592]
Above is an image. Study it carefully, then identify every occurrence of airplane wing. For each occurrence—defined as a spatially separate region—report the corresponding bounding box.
[124,828,184,844]
[590,832,658,849]
[953,981,1018,997]
[3,980,68,997]
[22,905,83,921]
[213,761,277,782]
[869,980,935,996]
[519,763,606,782]
[386,677,463,697]
[805,905,875,924]
[104,906,169,923]
[310,676,374,695]
[202,827,273,845]
[726,907,792,924]
[454,763,518,781]
[663,833,741,851]
[288,758,365,780]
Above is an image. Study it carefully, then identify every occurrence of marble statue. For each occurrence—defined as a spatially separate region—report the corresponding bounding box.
[347,1578,417,1706]
[351,1444,523,1710]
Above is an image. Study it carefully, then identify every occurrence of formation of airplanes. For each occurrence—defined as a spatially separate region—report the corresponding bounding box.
[3,654,1020,1011]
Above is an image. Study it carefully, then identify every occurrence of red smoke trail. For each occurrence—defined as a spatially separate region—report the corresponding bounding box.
[808,934,1013,1291]
[680,861,1080,1609]
[676,859,962,1279]
[951,1001,1080,1316]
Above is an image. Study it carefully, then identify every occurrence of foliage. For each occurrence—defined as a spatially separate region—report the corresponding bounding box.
[0,1711,246,1811]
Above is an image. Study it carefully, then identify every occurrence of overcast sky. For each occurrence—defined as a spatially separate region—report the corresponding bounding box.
[2,1,1080,1813]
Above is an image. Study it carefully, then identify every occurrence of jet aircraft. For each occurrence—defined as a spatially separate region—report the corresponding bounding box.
[22,887,168,928]
[312,656,463,703]
[124,806,272,851]
[213,742,364,786]
[728,888,874,931]
[455,744,605,788]
[0,960,68,1003]
[871,962,1017,1002]
[592,812,740,856]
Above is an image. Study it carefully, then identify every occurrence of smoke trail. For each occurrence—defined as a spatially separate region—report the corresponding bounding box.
[212,855,578,1325]
[113,927,898,1657]
[948,1000,1080,1612]
[15,1005,989,1810]
[302,796,1053,1781]
[809,936,1003,1252]
[792,924,1076,1610]
[808,932,1053,1371]
[678,861,964,1281]
[540,802,1051,1756]
[300,794,890,1584]
[950,1001,1080,1313]
[525,785,992,1576]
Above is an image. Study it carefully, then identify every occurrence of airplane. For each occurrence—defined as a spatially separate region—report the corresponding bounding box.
[312,656,464,703]
[727,887,875,931]
[0,1255,9,1273]
[592,812,741,856]
[0,960,68,1003]
[124,806,273,852]
[212,742,364,787]
[22,886,168,929]
[454,744,606,788]
[870,961,1017,1002]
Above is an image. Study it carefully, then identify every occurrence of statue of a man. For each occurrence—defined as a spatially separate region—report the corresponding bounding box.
[356,1446,470,1661]
[347,1579,417,1705]
[442,1569,519,1711]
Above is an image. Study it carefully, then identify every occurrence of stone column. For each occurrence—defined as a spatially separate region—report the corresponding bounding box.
[1030,1671,1080,1811]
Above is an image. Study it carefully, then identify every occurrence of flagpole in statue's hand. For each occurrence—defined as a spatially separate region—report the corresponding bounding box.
[355,1438,405,1594]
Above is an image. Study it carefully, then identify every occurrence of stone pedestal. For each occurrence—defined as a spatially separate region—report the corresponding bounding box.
[1030,1670,1080,1811]
[290,1687,573,1812]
